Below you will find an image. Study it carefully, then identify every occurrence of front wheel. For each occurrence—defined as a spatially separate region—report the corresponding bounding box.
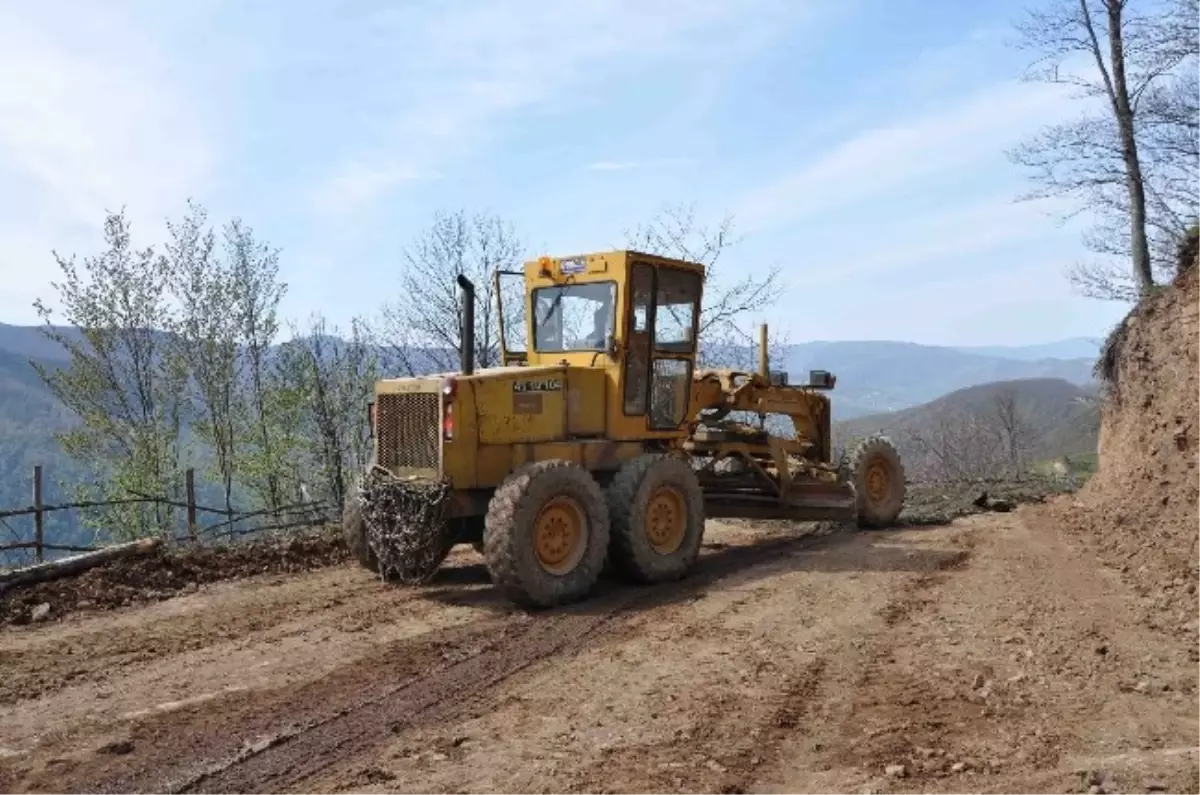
[483,460,611,608]
[847,434,906,529]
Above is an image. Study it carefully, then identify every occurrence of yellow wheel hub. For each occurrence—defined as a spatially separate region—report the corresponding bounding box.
[865,458,892,503]
[534,496,587,575]
[645,486,686,555]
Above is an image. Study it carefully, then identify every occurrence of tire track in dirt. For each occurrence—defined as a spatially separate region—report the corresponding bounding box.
[442,529,976,795]
[177,606,625,794]
[1,552,492,710]
[697,543,973,793]
[68,525,854,792]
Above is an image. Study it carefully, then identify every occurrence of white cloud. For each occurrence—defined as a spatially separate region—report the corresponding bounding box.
[725,33,1123,345]
[733,77,1077,232]
[306,0,808,216]
[786,193,1077,287]
[843,255,1130,346]
[584,158,693,172]
[308,161,430,217]
[0,3,215,322]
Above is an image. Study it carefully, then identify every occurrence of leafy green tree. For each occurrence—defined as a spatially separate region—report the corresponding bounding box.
[32,210,187,539]
[274,314,378,510]
[225,219,289,512]
[164,202,241,514]
[31,202,384,539]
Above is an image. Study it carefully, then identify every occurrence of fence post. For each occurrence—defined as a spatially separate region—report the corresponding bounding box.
[185,468,197,541]
[33,465,44,563]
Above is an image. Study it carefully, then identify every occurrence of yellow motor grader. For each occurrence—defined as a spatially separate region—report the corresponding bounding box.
[344,250,905,607]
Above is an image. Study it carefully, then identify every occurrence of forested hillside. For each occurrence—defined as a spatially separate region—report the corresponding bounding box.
[836,377,1101,480]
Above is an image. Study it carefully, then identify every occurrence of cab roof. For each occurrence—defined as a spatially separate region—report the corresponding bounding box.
[523,249,706,278]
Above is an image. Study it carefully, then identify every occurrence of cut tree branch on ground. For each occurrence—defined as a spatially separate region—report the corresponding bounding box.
[0,538,162,593]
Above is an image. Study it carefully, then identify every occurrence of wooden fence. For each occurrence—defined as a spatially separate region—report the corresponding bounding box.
[0,465,332,564]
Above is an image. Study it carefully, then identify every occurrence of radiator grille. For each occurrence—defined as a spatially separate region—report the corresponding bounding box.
[376,392,440,472]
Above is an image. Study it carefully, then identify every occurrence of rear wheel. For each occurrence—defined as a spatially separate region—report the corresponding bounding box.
[483,460,610,608]
[606,454,705,583]
[848,434,905,528]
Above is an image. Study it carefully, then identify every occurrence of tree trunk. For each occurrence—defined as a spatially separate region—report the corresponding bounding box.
[0,538,162,592]
[1105,0,1155,295]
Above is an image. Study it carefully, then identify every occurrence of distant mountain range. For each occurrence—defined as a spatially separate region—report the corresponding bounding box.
[780,340,1097,419]
[0,321,1100,544]
[950,337,1103,361]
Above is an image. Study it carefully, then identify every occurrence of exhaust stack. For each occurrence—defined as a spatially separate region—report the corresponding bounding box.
[758,323,769,378]
[457,274,475,376]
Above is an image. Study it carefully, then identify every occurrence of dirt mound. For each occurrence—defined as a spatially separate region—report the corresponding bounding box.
[898,477,1073,525]
[1055,262,1198,635]
[1,529,349,626]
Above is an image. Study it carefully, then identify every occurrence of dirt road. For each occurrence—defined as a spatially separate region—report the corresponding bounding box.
[1,506,1196,794]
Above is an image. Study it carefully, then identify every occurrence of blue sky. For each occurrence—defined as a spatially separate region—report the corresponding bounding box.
[0,0,1131,346]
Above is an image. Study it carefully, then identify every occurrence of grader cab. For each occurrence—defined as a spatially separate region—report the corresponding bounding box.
[345,250,905,607]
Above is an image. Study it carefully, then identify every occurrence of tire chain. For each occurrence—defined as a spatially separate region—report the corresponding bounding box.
[358,467,454,584]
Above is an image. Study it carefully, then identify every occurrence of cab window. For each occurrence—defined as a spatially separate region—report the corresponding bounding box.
[533,282,616,352]
[654,268,701,352]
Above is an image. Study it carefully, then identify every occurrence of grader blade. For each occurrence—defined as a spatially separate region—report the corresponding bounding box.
[702,480,856,522]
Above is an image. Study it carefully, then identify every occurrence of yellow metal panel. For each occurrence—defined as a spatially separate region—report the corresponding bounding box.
[565,367,605,436]
[474,370,566,445]
[474,443,513,488]
[525,251,626,282]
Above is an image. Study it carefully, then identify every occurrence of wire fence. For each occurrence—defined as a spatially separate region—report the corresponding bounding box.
[0,464,335,570]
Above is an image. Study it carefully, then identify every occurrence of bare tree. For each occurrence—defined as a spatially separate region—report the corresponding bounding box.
[990,388,1034,477]
[1158,0,1200,52]
[1072,61,1199,297]
[882,389,1036,481]
[371,204,780,376]
[903,406,974,481]
[625,202,783,368]
[899,403,1012,481]
[375,210,525,375]
[1010,0,1199,300]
